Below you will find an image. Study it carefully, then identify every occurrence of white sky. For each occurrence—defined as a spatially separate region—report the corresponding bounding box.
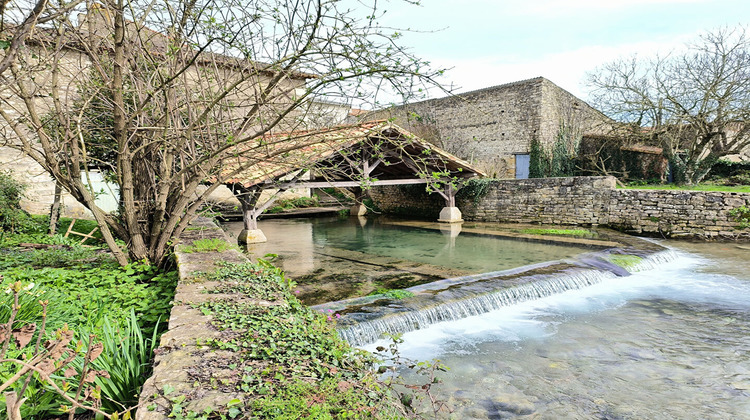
[375,0,750,102]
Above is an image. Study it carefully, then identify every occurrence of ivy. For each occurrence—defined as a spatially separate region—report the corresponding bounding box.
[456,178,496,204]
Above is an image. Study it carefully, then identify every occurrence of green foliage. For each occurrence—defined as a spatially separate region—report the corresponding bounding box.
[182,238,237,253]
[206,260,289,301]
[76,311,161,413]
[369,288,415,300]
[529,129,578,179]
[519,228,596,237]
[456,178,496,204]
[266,196,320,214]
[0,171,36,234]
[528,137,549,178]
[1,233,177,333]
[549,137,577,178]
[0,231,177,417]
[188,261,410,419]
[729,205,750,229]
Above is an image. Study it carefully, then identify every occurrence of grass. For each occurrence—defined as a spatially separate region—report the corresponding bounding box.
[620,183,750,193]
[519,228,597,237]
[182,238,237,253]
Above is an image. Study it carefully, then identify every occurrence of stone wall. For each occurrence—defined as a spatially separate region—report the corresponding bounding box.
[459,177,615,225]
[366,77,611,178]
[138,218,251,419]
[370,176,750,239]
[608,189,750,238]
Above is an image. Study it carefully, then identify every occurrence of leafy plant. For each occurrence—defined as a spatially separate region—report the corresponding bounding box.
[0,281,113,420]
[729,205,750,229]
[76,310,161,414]
[456,178,496,204]
[178,260,436,419]
[374,335,451,418]
[0,172,35,234]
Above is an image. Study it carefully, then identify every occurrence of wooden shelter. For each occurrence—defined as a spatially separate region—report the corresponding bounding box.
[219,121,485,243]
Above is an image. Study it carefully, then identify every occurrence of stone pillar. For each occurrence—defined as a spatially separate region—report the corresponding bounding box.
[237,187,267,244]
[238,228,267,244]
[438,206,463,223]
[350,203,368,216]
[349,186,367,217]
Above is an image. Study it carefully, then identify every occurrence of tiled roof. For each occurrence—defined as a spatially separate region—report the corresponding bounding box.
[220,121,484,188]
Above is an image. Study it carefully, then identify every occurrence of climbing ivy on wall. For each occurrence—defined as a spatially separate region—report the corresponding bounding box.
[528,132,578,179]
[529,137,548,178]
[456,178,497,204]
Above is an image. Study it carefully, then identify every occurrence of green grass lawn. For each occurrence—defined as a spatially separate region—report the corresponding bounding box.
[620,183,750,193]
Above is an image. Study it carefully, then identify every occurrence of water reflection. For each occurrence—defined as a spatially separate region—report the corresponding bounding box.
[223,217,591,305]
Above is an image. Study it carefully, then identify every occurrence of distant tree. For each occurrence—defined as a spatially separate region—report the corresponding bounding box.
[0,0,444,267]
[587,26,750,184]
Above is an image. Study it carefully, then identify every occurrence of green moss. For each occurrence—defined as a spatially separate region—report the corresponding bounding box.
[368,288,414,300]
[606,254,643,270]
[519,228,596,238]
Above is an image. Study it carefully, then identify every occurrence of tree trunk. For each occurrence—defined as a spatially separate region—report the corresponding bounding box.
[48,181,62,235]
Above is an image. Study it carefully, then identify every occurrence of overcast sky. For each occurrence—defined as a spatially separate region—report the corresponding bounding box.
[375,0,750,102]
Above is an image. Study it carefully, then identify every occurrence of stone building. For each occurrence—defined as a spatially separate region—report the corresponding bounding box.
[366,77,613,178]
[0,12,311,217]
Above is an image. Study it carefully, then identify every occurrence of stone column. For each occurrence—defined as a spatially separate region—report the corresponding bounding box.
[438,206,463,223]
[237,187,267,244]
[437,183,462,223]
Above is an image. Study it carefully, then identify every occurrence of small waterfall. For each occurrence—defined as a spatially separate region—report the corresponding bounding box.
[334,249,679,347]
[338,268,616,347]
[628,249,680,272]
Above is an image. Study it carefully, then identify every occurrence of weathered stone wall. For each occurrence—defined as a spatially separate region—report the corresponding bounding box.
[607,189,750,238]
[0,34,307,218]
[459,177,615,225]
[366,77,611,178]
[370,176,750,239]
[138,218,251,419]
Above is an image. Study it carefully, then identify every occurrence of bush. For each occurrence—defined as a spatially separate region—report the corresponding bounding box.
[0,171,35,234]
[265,196,320,214]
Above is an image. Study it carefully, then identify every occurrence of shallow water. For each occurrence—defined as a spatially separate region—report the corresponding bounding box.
[368,242,750,419]
[224,217,590,304]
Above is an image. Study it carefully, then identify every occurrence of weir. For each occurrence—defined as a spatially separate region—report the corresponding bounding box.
[315,249,678,347]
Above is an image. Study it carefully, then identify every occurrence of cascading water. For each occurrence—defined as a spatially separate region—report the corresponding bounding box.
[378,244,750,419]
[329,249,678,347]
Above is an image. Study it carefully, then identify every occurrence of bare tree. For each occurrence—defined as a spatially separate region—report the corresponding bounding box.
[0,0,443,267]
[587,26,750,184]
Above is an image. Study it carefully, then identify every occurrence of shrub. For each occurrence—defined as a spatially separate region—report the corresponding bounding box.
[0,172,35,234]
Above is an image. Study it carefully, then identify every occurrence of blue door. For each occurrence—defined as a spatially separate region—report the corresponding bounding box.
[515,154,530,179]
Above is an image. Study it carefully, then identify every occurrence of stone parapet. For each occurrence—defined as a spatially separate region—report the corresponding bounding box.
[137,218,250,419]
